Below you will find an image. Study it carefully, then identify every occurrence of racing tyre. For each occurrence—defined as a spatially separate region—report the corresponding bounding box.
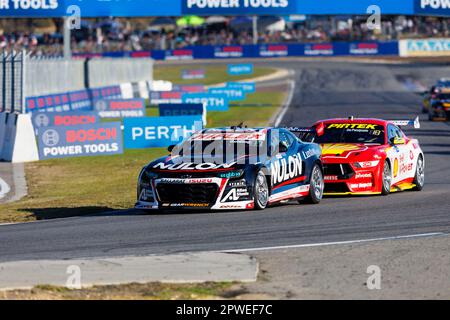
[413,155,425,191]
[299,164,324,204]
[254,170,269,210]
[381,160,392,196]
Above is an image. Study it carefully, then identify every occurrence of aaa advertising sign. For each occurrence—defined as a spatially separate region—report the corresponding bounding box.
[37,122,123,160]
[399,38,450,57]
[94,99,146,118]
[182,0,296,15]
[182,93,229,111]
[124,116,203,149]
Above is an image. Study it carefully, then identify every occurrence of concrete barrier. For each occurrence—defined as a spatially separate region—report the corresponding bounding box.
[0,112,39,163]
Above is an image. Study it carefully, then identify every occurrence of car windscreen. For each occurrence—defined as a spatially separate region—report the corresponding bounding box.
[315,123,385,144]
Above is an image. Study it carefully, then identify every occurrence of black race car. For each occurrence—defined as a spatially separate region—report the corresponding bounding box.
[136,127,324,211]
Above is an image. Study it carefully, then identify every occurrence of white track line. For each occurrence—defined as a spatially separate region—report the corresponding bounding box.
[220,232,447,253]
[0,177,11,200]
[274,79,295,127]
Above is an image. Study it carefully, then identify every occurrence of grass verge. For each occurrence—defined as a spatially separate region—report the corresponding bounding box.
[0,282,249,300]
[154,64,275,85]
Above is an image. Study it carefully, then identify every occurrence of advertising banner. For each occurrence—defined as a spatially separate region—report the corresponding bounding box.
[209,87,246,101]
[227,64,254,75]
[414,0,450,16]
[182,93,229,111]
[37,122,123,160]
[172,85,205,93]
[399,38,450,57]
[150,91,183,104]
[182,0,297,15]
[26,93,71,113]
[259,44,289,57]
[32,111,99,134]
[165,49,194,61]
[0,0,424,18]
[123,116,203,149]
[181,69,205,80]
[94,99,146,118]
[159,103,206,124]
[227,82,256,93]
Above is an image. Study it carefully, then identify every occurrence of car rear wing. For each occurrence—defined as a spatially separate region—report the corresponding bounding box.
[389,116,420,129]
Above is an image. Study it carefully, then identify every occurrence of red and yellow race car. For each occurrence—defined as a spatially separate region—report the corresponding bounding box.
[291,117,424,196]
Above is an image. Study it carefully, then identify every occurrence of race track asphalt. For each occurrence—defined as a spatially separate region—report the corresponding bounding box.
[0,60,449,263]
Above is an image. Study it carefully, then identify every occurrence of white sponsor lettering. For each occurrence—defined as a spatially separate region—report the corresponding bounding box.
[421,0,450,9]
[153,162,236,170]
[2,0,59,10]
[271,153,303,185]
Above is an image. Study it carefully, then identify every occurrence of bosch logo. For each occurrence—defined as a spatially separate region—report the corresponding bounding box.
[34,114,50,127]
[42,129,60,147]
[95,100,108,112]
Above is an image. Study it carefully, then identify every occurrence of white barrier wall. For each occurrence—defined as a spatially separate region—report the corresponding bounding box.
[0,112,39,163]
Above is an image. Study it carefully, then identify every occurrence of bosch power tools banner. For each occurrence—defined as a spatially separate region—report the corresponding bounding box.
[3,1,442,18]
[123,116,203,149]
[37,122,123,160]
[94,99,146,118]
[182,0,297,15]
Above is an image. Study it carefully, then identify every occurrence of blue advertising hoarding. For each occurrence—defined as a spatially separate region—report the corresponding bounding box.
[414,0,450,16]
[182,93,229,111]
[150,91,183,104]
[37,122,123,160]
[159,103,206,125]
[94,98,146,118]
[182,0,297,15]
[75,41,400,61]
[181,69,205,80]
[3,0,444,17]
[227,82,256,93]
[228,64,254,76]
[208,87,246,101]
[123,116,203,149]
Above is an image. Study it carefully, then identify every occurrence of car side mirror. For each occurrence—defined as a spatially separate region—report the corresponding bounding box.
[167,145,175,153]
